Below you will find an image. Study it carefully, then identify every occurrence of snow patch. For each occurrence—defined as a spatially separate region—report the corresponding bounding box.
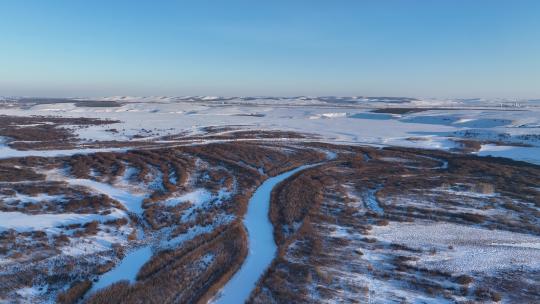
[372,222,540,273]
[477,144,540,165]
[88,245,153,294]
[0,209,125,232]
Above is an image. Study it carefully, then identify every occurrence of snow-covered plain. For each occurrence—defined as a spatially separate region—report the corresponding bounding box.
[1,97,539,164]
[372,222,540,273]
[1,96,539,302]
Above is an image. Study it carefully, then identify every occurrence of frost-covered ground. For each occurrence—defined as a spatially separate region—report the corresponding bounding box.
[372,222,540,273]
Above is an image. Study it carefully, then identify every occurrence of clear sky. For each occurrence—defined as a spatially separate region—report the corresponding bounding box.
[1,1,539,98]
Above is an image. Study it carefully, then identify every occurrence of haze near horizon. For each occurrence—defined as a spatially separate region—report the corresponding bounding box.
[0,0,539,98]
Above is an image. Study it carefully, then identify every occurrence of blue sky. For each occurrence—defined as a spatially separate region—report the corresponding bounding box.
[0,1,539,98]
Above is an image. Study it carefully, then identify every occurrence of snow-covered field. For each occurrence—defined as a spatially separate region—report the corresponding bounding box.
[1,96,539,164]
[0,96,539,303]
[372,222,540,273]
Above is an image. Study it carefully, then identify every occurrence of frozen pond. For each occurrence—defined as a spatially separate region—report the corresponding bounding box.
[88,245,152,295]
[477,144,540,165]
[212,164,315,304]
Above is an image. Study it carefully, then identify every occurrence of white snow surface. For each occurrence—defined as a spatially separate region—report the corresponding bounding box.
[477,144,540,165]
[43,169,146,215]
[15,286,47,302]
[1,99,540,165]
[163,188,230,208]
[64,179,145,214]
[0,209,125,232]
[372,222,540,273]
[1,192,65,204]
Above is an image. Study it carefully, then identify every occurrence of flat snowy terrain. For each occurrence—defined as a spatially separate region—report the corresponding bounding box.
[0,96,539,303]
[1,96,539,164]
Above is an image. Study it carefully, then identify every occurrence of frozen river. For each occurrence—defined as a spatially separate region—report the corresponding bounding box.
[212,164,315,304]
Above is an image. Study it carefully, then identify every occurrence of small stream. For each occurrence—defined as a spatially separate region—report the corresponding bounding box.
[212,164,315,304]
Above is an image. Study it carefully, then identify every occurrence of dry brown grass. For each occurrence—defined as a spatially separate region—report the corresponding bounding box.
[57,280,92,304]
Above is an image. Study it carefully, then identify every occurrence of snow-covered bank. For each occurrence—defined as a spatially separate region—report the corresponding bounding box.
[87,245,153,295]
[212,164,316,304]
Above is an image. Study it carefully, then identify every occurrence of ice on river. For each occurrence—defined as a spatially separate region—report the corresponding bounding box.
[212,164,315,304]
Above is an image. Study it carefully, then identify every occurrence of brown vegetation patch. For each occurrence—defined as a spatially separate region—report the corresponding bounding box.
[0,115,119,150]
